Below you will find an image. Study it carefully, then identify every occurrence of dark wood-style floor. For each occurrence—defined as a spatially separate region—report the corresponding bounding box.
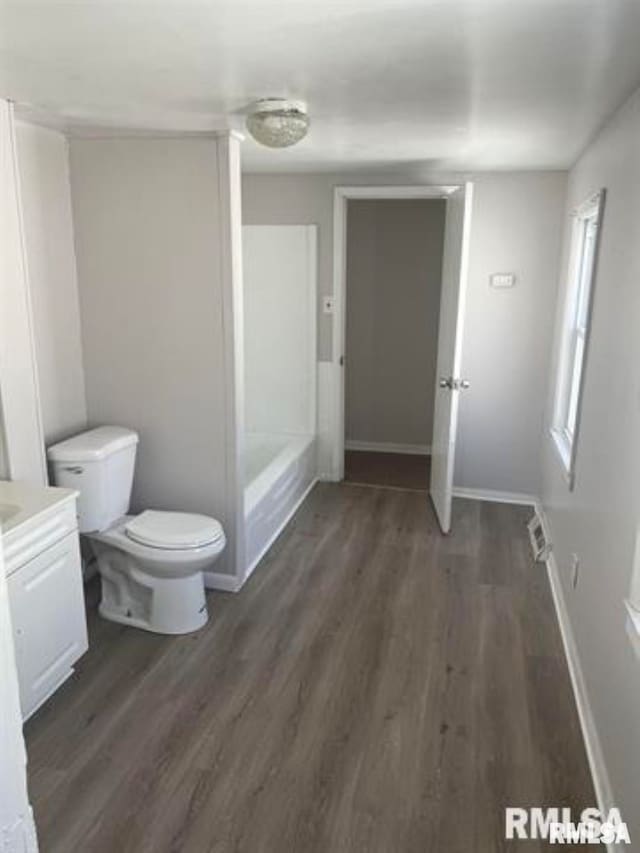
[25,484,595,853]
[344,450,431,491]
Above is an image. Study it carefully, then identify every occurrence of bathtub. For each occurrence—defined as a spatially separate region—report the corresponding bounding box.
[244,431,317,576]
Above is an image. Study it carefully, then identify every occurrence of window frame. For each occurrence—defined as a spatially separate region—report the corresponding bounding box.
[551,189,605,489]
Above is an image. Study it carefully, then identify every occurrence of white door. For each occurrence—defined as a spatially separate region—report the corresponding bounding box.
[8,532,87,720]
[0,542,39,850]
[430,183,473,533]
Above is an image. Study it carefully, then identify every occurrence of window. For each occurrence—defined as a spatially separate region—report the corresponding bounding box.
[551,189,605,488]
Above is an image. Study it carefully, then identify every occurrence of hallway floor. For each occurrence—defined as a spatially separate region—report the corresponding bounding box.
[25,484,594,853]
[344,449,430,491]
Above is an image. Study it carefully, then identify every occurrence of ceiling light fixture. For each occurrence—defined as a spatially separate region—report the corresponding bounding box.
[246,98,309,148]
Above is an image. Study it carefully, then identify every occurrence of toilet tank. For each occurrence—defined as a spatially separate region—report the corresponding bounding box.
[47,426,139,533]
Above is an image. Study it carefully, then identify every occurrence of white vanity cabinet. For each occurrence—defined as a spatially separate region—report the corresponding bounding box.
[2,483,88,721]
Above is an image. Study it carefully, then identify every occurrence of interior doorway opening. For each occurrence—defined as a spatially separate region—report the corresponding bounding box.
[332,185,473,532]
[342,197,446,492]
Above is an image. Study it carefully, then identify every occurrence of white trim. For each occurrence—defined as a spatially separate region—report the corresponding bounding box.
[0,100,47,486]
[207,478,319,593]
[345,440,431,456]
[203,570,242,593]
[306,226,318,437]
[243,477,318,585]
[452,486,536,507]
[331,183,462,483]
[537,504,619,853]
[216,133,246,583]
[551,188,606,491]
[316,361,336,480]
[334,185,459,200]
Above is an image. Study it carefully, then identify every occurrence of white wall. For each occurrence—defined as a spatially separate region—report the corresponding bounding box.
[345,199,445,449]
[541,87,640,841]
[15,121,87,446]
[243,225,316,437]
[70,137,239,574]
[243,172,566,496]
[0,101,47,486]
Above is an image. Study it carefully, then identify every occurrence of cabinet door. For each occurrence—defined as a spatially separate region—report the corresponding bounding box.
[7,531,88,720]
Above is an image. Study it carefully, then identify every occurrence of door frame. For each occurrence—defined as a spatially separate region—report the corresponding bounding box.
[331,184,461,481]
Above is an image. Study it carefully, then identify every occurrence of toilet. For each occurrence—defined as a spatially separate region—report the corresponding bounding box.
[47,426,225,635]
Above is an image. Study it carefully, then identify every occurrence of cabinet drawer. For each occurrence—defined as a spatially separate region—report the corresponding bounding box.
[8,531,88,720]
[4,499,78,576]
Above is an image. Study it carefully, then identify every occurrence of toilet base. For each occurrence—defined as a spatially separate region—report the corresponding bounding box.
[97,561,208,635]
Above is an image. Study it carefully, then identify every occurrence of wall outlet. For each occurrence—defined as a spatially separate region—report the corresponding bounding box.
[322,296,335,315]
[570,553,580,589]
[490,272,516,288]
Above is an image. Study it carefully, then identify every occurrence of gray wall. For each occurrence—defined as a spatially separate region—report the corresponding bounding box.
[345,199,445,448]
[15,121,87,446]
[242,171,566,496]
[541,86,640,841]
[69,139,231,541]
[456,173,566,497]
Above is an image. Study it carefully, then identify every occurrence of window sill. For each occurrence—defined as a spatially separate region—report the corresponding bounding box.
[550,428,574,488]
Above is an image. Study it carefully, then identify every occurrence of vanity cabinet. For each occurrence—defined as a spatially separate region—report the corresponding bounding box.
[3,486,88,721]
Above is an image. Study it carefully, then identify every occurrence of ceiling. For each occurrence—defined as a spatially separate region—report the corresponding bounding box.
[1,0,640,172]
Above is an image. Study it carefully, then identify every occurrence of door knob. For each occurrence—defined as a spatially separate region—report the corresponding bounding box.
[439,377,470,391]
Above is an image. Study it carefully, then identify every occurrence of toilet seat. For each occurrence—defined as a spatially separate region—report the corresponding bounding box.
[125,510,224,551]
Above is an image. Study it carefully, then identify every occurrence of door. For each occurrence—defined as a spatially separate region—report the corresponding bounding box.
[430,183,473,533]
[0,536,38,849]
[8,532,88,720]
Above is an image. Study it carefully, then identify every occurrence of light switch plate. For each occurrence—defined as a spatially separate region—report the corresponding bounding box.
[490,273,516,288]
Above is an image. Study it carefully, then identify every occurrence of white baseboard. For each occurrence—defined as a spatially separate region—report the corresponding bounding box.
[345,440,431,456]
[2,809,38,853]
[537,505,618,852]
[203,571,242,593]
[452,486,536,507]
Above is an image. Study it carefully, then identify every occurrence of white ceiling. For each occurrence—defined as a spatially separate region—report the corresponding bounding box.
[2,0,640,172]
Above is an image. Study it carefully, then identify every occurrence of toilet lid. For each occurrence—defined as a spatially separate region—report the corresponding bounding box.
[125,510,224,550]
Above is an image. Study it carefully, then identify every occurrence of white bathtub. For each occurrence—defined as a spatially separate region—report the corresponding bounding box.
[244,431,317,575]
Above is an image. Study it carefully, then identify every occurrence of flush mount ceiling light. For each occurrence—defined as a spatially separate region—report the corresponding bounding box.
[246,98,309,148]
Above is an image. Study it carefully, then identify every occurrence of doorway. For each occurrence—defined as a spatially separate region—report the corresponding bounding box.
[332,185,473,532]
[342,198,445,492]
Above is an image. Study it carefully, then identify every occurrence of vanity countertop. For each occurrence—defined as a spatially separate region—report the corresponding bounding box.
[0,479,78,537]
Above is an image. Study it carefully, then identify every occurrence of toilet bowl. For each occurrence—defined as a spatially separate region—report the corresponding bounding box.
[89,511,226,634]
[47,426,226,635]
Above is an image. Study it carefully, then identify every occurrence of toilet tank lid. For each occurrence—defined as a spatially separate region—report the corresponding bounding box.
[47,426,139,463]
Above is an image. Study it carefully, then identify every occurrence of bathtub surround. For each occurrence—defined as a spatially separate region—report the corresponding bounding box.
[242,225,318,577]
[345,199,445,451]
[242,226,317,437]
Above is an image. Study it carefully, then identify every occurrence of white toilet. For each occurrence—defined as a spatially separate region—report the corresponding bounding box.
[47,426,226,635]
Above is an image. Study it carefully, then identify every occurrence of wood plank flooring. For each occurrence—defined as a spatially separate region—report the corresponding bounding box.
[25,484,595,853]
[344,450,430,491]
